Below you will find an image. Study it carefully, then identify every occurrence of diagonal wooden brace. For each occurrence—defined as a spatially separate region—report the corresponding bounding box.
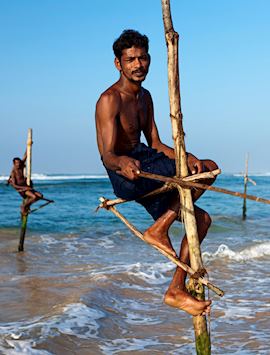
[98,196,224,297]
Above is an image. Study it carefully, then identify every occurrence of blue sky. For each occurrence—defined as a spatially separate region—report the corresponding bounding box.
[1,0,269,175]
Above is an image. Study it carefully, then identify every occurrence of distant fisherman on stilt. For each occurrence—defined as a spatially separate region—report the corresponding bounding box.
[7,150,47,215]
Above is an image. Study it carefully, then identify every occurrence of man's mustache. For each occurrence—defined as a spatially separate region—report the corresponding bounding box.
[132,69,146,75]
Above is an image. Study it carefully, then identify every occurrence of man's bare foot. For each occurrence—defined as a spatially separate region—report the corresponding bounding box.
[143,228,177,258]
[164,288,211,316]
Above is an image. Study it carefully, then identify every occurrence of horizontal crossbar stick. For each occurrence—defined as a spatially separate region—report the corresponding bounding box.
[98,184,174,209]
[29,199,54,214]
[102,169,221,208]
[99,197,224,297]
[181,168,221,181]
[138,171,270,205]
[41,197,54,203]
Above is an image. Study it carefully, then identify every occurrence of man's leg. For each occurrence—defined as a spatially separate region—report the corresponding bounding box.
[143,159,218,257]
[144,209,177,257]
[163,206,211,316]
[143,159,218,315]
[191,159,218,201]
[21,190,40,215]
[34,191,43,199]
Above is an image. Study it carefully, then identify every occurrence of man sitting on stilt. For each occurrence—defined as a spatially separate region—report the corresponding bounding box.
[8,151,52,215]
[95,29,218,316]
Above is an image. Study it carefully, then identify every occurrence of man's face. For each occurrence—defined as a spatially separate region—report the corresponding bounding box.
[116,46,150,83]
[13,159,22,169]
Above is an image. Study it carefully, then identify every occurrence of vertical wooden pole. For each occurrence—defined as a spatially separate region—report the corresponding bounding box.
[242,154,248,220]
[18,215,28,252]
[161,1,211,353]
[26,129,32,186]
[18,129,32,252]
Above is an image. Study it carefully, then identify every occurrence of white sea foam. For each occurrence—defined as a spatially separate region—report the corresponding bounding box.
[222,302,254,320]
[233,172,270,177]
[2,171,269,181]
[108,295,162,324]
[45,303,104,339]
[0,173,108,181]
[0,303,104,353]
[203,242,270,262]
[127,261,174,284]
[100,337,161,354]
[88,261,174,288]
[96,237,115,249]
[1,339,52,355]
[39,235,59,245]
[124,311,161,325]
[100,335,190,354]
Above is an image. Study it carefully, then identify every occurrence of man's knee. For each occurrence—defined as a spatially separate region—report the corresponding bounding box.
[195,207,211,229]
[25,191,35,199]
[204,212,212,228]
[204,159,218,172]
[201,159,219,186]
[35,192,43,199]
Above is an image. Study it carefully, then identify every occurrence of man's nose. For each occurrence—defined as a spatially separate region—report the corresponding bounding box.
[134,58,142,68]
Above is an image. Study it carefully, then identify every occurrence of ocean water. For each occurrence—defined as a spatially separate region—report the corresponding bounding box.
[0,173,270,354]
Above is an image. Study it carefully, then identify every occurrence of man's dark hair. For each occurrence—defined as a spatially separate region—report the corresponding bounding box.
[13,157,21,163]
[113,29,149,60]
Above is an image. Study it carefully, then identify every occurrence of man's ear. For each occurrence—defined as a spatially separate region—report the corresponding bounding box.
[148,53,151,65]
[114,57,122,71]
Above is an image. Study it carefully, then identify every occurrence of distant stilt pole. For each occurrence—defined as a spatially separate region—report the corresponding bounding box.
[242,154,248,220]
[242,154,257,220]
[18,128,32,252]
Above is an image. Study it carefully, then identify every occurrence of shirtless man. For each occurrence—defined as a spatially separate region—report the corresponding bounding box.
[8,151,43,215]
[95,29,218,316]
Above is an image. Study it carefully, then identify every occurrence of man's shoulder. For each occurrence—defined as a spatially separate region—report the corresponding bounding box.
[98,85,121,104]
[141,87,150,95]
[141,87,152,101]
[96,85,122,117]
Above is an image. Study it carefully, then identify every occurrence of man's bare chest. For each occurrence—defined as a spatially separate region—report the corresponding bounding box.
[118,100,148,133]
[15,170,26,184]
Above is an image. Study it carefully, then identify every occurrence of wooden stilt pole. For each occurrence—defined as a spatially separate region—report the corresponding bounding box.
[161,1,211,353]
[242,154,249,220]
[18,214,28,252]
[242,154,257,220]
[26,129,32,188]
[18,128,32,252]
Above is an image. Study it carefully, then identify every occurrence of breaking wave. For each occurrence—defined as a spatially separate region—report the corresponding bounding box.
[0,173,108,182]
[203,241,270,262]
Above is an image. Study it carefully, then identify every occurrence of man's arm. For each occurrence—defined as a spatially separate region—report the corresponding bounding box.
[95,91,140,180]
[9,171,31,191]
[142,91,174,158]
[22,150,27,163]
[143,91,204,174]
